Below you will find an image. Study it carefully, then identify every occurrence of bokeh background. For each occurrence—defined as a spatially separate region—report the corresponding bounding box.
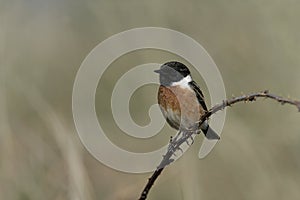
[1,0,300,199]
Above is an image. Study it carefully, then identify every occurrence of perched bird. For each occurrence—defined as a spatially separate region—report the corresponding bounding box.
[155,61,220,140]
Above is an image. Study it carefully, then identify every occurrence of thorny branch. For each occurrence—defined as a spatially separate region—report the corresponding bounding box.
[138,90,300,200]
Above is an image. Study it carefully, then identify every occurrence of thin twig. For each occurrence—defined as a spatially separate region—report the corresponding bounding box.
[138,90,300,200]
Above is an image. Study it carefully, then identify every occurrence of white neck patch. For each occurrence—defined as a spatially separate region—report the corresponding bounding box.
[171,75,192,89]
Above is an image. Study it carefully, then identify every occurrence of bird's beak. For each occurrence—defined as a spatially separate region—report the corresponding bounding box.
[154,69,161,74]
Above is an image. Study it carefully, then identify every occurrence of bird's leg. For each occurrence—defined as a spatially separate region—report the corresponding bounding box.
[172,130,182,142]
[182,129,196,146]
[184,133,194,146]
[188,136,195,145]
[168,131,186,156]
[185,135,191,146]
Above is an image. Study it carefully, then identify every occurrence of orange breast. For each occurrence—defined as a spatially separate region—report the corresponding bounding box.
[158,85,206,130]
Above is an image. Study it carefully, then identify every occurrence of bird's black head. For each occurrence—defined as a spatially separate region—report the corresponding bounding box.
[154,61,191,86]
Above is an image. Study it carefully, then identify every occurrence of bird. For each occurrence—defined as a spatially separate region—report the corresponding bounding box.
[154,61,220,140]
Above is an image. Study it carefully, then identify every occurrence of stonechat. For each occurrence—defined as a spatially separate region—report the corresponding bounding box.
[155,61,220,140]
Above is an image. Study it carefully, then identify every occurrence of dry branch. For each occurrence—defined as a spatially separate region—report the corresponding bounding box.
[138,90,300,200]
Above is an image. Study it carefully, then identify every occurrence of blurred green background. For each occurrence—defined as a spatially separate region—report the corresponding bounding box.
[1,0,300,199]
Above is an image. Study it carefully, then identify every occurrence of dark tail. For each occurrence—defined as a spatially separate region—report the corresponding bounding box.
[200,122,220,140]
